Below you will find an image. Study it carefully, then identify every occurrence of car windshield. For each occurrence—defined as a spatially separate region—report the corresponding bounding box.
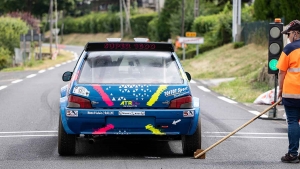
[78,51,183,84]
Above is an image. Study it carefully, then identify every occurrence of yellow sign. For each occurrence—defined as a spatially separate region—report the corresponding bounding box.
[186,32,197,37]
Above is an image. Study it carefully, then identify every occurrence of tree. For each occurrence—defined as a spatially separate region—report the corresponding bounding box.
[279,0,300,24]
[0,0,76,17]
[169,0,194,37]
[157,0,181,41]
[253,0,300,24]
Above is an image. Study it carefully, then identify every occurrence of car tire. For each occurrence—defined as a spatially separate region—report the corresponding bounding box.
[58,115,76,156]
[181,117,201,156]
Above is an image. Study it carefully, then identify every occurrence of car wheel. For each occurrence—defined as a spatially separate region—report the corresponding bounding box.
[181,117,201,156]
[58,115,76,156]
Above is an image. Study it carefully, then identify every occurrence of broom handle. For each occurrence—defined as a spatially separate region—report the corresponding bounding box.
[194,98,282,159]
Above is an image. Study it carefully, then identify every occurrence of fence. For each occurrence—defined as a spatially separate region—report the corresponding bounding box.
[241,21,270,46]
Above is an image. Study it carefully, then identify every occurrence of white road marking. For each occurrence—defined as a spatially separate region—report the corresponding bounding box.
[203,135,287,139]
[61,62,67,65]
[218,96,237,104]
[0,131,57,134]
[190,80,196,83]
[26,74,36,78]
[0,86,7,90]
[55,64,61,67]
[197,86,211,92]
[0,131,58,138]
[204,132,287,135]
[203,132,287,139]
[11,79,23,84]
[248,110,268,118]
[48,67,55,70]
[0,135,57,138]
[38,69,46,73]
[67,60,72,63]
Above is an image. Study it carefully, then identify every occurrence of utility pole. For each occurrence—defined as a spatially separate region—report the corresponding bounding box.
[122,0,131,35]
[194,0,199,18]
[232,0,241,42]
[120,0,123,38]
[55,0,58,51]
[181,0,185,36]
[49,0,53,56]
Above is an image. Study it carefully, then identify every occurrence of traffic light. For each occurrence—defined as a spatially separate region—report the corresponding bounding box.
[268,18,283,74]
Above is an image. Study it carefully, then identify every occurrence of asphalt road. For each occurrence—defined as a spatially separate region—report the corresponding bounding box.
[0,45,296,169]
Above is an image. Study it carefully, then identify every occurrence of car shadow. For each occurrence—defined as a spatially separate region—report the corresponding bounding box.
[3,137,186,160]
[74,138,185,159]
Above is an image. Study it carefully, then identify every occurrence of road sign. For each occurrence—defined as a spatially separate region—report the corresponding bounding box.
[178,37,204,44]
[20,33,44,41]
[186,32,197,37]
[52,28,60,35]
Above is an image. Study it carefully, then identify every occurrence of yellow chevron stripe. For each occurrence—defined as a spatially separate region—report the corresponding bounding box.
[146,85,168,106]
[145,124,166,135]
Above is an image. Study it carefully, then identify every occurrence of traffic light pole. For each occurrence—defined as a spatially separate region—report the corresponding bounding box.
[272,74,278,117]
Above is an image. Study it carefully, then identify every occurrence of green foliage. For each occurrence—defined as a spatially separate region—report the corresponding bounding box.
[0,17,29,53]
[0,47,11,70]
[147,17,159,42]
[192,14,218,35]
[157,0,181,41]
[60,12,121,34]
[130,13,158,37]
[279,0,300,24]
[192,12,232,47]
[253,0,300,24]
[233,42,245,49]
[6,12,41,33]
[169,0,194,38]
[0,0,77,17]
[253,0,274,21]
[200,0,229,16]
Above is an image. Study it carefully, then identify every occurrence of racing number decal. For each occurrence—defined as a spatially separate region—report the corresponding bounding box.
[146,85,168,106]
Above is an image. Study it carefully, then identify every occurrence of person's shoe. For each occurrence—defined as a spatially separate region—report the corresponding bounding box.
[281,153,300,163]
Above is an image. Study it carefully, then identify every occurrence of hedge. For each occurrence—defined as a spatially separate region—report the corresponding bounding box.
[0,47,12,70]
[147,17,159,41]
[0,17,28,69]
[59,12,122,34]
[130,13,157,37]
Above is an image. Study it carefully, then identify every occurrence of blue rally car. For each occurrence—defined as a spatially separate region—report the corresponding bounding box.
[59,40,201,156]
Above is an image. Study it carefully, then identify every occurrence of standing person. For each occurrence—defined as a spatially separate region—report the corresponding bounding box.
[277,20,300,163]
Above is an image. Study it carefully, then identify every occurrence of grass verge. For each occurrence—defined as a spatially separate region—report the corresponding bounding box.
[181,43,272,103]
[1,48,74,72]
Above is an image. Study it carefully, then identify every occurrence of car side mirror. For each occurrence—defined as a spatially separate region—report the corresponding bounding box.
[185,72,191,81]
[62,71,73,82]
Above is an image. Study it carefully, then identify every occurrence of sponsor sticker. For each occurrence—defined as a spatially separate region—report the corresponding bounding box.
[66,110,78,117]
[183,110,194,117]
[164,87,189,97]
[73,86,90,97]
[87,111,114,115]
[118,111,145,116]
[120,100,140,107]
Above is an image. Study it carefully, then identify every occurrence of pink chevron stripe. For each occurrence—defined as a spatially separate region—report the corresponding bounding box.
[92,84,114,106]
[93,124,114,134]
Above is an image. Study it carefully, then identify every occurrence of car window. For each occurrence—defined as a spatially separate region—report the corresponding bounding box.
[78,51,183,84]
